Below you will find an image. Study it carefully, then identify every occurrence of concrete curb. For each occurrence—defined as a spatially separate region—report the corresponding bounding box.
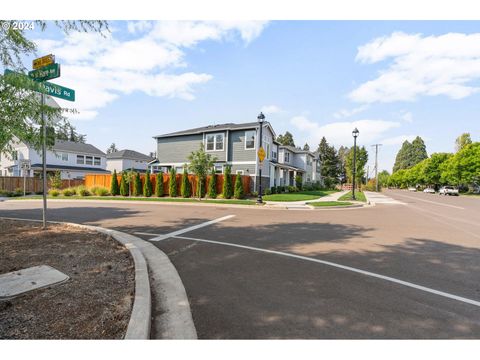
[306,204,365,210]
[363,192,374,206]
[0,217,151,340]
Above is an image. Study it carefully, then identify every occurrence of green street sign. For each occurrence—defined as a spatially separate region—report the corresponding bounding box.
[28,63,60,82]
[4,69,75,102]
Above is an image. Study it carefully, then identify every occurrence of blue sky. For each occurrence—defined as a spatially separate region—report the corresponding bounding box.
[21,21,480,173]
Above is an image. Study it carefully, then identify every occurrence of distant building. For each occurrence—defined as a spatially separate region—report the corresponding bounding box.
[106,149,154,173]
[149,121,323,190]
[0,138,109,179]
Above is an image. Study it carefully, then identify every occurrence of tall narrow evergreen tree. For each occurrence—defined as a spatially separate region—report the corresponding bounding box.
[234,174,244,199]
[133,172,142,196]
[207,167,217,198]
[119,172,128,196]
[143,170,153,197]
[155,173,164,197]
[169,168,177,197]
[110,169,119,196]
[181,168,191,198]
[222,165,233,199]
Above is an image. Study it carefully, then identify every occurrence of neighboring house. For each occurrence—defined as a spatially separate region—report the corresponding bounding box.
[106,149,154,173]
[276,145,321,187]
[0,138,109,179]
[149,121,322,190]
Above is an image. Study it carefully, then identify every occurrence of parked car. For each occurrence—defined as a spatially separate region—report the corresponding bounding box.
[423,188,435,194]
[439,186,459,196]
[408,187,417,192]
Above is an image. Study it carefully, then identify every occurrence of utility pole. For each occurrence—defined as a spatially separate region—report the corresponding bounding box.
[371,144,382,192]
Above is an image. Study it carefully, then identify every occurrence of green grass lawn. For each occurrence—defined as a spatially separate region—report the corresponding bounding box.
[11,195,257,205]
[338,191,367,202]
[262,190,337,202]
[308,201,354,207]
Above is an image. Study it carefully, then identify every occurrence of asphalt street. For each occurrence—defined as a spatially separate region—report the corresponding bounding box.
[1,190,479,339]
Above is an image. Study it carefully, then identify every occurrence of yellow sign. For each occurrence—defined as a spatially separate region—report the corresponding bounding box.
[33,54,55,70]
[258,146,266,163]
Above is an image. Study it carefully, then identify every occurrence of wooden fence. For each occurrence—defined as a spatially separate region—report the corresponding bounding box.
[0,177,84,193]
[85,173,252,196]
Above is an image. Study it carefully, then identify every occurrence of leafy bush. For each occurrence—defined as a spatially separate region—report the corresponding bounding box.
[155,173,164,197]
[95,187,110,196]
[287,186,297,193]
[222,165,233,199]
[295,175,303,190]
[207,169,217,199]
[49,189,60,197]
[120,173,129,196]
[270,186,277,194]
[276,186,284,193]
[168,168,177,197]
[133,172,142,196]
[264,188,272,195]
[143,171,153,197]
[234,174,244,199]
[62,188,75,196]
[76,185,91,197]
[110,170,119,196]
[49,170,62,189]
[362,179,380,192]
[180,168,191,198]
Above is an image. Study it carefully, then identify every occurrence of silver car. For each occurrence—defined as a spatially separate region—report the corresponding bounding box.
[423,188,435,194]
[439,186,459,196]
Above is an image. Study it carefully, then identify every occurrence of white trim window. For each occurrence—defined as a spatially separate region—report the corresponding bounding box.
[76,155,84,165]
[245,130,256,150]
[60,153,68,161]
[285,152,290,163]
[206,133,224,151]
[214,165,223,174]
[85,156,93,165]
[94,157,101,166]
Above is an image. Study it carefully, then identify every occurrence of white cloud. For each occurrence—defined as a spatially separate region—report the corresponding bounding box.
[333,105,369,119]
[400,111,413,123]
[261,105,283,115]
[290,116,401,147]
[381,134,417,146]
[35,21,268,120]
[350,32,480,103]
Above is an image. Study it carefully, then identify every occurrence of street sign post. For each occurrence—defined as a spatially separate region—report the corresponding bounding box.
[28,63,60,82]
[33,54,55,70]
[258,146,266,163]
[4,69,75,102]
[20,160,31,197]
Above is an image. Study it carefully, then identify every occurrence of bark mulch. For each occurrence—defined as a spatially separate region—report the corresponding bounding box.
[0,219,135,339]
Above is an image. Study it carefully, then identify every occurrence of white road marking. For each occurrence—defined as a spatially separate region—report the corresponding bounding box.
[149,215,236,242]
[174,235,480,308]
[134,232,161,236]
[390,193,465,210]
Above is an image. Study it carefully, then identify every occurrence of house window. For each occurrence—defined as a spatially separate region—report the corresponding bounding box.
[285,153,290,162]
[61,153,68,161]
[245,130,256,149]
[266,143,270,160]
[214,165,223,174]
[236,170,244,175]
[85,156,93,165]
[175,167,183,173]
[94,157,101,166]
[272,150,277,159]
[76,155,84,164]
[205,133,224,151]
[12,151,18,161]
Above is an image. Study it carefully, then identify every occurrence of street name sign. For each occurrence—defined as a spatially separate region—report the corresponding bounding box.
[258,146,266,163]
[4,69,75,102]
[33,54,55,70]
[28,63,60,82]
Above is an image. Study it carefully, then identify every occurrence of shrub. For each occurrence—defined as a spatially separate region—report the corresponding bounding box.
[133,172,142,196]
[76,185,91,197]
[276,186,283,193]
[287,186,297,193]
[196,176,206,198]
[295,175,303,190]
[62,188,75,196]
[155,173,164,197]
[222,165,233,199]
[95,187,110,196]
[168,168,177,197]
[110,170,119,196]
[207,168,217,199]
[234,174,244,199]
[143,171,153,197]
[120,173,129,196]
[49,170,62,189]
[270,186,276,194]
[264,188,272,195]
[180,168,191,198]
[49,189,60,197]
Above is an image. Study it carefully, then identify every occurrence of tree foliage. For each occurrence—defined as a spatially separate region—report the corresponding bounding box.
[133,172,142,196]
[303,143,310,151]
[345,146,368,187]
[234,174,244,199]
[222,165,233,199]
[187,144,216,199]
[392,137,428,173]
[155,173,164,197]
[168,168,177,197]
[143,170,153,197]
[180,168,191,198]
[276,131,295,147]
[207,167,217,199]
[110,169,119,196]
[107,143,118,154]
[119,173,128,196]
[455,133,472,152]
[317,137,340,187]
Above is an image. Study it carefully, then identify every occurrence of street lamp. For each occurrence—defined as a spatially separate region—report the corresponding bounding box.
[257,112,265,204]
[352,128,359,200]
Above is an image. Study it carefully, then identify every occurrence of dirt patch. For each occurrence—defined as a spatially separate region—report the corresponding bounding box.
[0,219,134,339]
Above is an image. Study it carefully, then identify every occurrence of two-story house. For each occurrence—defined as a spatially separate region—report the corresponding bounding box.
[0,138,109,180]
[149,121,323,191]
[106,149,154,173]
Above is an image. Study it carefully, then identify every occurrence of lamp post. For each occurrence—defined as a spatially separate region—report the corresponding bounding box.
[257,112,265,204]
[352,128,359,200]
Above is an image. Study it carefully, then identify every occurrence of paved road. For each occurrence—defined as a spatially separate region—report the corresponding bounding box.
[1,192,479,339]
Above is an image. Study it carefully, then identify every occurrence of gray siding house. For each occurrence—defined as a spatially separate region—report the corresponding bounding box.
[149,121,322,190]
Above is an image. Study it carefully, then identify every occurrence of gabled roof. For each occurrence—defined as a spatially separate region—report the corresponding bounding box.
[154,121,276,139]
[106,149,154,161]
[279,145,315,156]
[53,140,105,156]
